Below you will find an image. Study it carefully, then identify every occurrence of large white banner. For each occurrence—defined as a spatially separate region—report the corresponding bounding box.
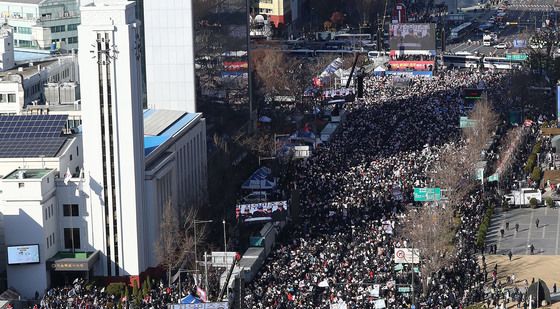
[393,248,420,264]
[374,299,386,308]
[170,303,228,309]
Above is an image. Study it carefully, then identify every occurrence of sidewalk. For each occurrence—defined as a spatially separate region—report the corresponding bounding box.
[480,255,560,307]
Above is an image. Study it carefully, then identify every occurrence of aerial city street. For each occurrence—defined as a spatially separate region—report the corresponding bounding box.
[0,0,560,308]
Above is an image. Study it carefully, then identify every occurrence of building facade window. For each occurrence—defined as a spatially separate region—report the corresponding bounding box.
[50,25,66,33]
[63,204,79,216]
[63,228,80,249]
[17,40,33,48]
[67,24,78,31]
[16,27,32,34]
[68,37,78,44]
[8,94,16,103]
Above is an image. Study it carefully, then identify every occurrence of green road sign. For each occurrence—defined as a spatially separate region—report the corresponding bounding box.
[488,173,499,182]
[460,116,477,128]
[398,287,411,293]
[413,188,442,202]
[505,53,528,61]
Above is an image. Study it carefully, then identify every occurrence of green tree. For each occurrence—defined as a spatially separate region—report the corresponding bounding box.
[142,280,149,297]
[530,198,539,209]
[545,196,554,208]
[531,166,542,183]
[146,275,152,290]
[132,279,139,299]
[124,285,129,302]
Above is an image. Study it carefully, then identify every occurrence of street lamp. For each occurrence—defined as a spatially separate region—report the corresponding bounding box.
[223,219,228,265]
[194,219,213,276]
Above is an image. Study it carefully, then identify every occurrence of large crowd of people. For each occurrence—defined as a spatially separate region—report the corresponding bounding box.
[243,70,513,308]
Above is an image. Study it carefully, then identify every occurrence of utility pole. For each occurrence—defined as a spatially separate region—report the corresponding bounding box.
[204,252,209,296]
[411,242,415,306]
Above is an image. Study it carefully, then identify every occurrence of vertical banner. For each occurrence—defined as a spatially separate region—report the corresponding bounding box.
[557,84,560,125]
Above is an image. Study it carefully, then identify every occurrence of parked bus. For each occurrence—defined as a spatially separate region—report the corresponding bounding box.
[333,33,372,41]
[442,54,481,69]
[449,22,473,42]
[483,56,523,70]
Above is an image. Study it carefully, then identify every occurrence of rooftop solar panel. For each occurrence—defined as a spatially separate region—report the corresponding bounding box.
[0,115,68,140]
[0,138,67,158]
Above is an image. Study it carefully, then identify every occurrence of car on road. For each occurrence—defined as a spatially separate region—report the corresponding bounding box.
[456,51,472,55]
[495,42,508,49]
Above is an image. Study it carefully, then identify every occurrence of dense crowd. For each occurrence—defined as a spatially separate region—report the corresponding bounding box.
[38,279,178,308]
[244,70,512,308]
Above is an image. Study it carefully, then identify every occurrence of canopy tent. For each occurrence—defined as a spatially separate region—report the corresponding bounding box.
[258,115,272,123]
[242,167,276,190]
[373,65,387,76]
[180,294,202,304]
[527,279,551,307]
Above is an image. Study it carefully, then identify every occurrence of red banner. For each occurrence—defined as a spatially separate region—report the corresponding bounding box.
[223,61,248,71]
[388,60,434,71]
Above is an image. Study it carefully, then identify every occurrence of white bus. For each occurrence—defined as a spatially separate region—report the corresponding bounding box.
[442,54,481,69]
[333,33,372,41]
[483,57,518,70]
[449,22,473,42]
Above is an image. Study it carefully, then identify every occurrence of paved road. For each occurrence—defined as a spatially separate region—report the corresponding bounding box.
[485,207,560,256]
[447,0,556,56]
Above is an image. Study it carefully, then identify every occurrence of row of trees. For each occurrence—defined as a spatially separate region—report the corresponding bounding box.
[402,97,498,296]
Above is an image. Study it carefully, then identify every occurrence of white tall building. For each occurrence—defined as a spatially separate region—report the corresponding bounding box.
[78,0,145,276]
[0,24,15,72]
[143,0,197,113]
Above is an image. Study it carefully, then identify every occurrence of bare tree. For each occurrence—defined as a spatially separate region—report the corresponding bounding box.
[236,132,276,158]
[251,49,289,96]
[156,203,206,287]
[401,206,457,296]
[156,201,184,287]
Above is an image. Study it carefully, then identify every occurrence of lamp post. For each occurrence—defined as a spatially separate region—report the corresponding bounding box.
[194,219,213,276]
[223,219,228,265]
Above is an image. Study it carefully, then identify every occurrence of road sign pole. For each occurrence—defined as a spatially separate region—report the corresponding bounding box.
[411,241,415,306]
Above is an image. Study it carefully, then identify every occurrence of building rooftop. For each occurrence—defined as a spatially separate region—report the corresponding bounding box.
[143,109,200,156]
[0,114,70,158]
[3,168,52,180]
[0,0,44,5]
[14,49,52,62]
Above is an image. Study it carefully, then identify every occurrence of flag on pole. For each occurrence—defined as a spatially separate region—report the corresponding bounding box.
[63,167,72,185]
[196,286,207,302]
[488,173,499,182]
[75,168,84,197]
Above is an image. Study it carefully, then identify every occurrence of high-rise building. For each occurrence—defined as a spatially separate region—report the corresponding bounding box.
[0,0,81,50]
[142,0,196,113]
[78,0,145,276]
[251,0,291,27]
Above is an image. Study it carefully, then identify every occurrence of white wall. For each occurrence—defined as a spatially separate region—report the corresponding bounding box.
[0,82,22,115]
[0,170,58,299]
[143,0,197,113]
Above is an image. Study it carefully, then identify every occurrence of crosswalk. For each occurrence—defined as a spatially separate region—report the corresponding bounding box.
[508,4,555,9]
